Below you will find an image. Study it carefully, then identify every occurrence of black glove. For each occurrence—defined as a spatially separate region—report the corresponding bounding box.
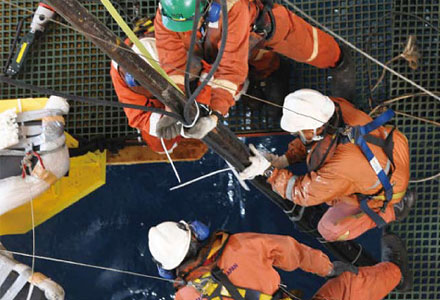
[156,116,182,140]
[327,261,359,278]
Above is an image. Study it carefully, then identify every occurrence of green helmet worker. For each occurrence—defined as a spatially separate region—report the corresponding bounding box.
[148,221,411,300]
[154,0,356,140]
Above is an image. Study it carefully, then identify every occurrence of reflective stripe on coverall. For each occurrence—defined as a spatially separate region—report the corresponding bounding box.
[312,262,402,300]
[109,60,181,154]
[267,98,410,241]
[154,0,340,115]
[175,232,333,300]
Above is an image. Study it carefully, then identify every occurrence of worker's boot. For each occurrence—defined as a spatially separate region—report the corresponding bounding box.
[381,233,413,292]
[329,44,356,102]
[393,190,416,222]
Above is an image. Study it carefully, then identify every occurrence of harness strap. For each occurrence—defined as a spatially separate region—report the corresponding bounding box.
[352,109,396,228]
[359,198,387,228]
[211,266,246,300]
[358,109,395,136]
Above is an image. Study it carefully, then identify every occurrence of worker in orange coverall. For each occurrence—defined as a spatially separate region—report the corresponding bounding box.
[110,18,181,153]
[148,220,411,300]
[153,0,356,140]
[239,89,415,242]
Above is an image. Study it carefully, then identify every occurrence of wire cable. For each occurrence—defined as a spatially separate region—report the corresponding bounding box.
[0,249,183,284]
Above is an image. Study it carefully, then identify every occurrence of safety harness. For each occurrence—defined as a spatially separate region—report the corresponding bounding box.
[338,109,399,228]
[189,266,286,300]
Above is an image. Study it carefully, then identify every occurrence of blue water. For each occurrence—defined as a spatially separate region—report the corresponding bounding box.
[0,136,381,299]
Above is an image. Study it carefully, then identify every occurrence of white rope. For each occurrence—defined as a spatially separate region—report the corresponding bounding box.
[225,161,250,191]
[25,192,36,300]
[410,172,440,183]
[160,138,181,183]
[17,98,37,300]
[0,249,182,284]
[170,167,233,191]
[281,0,440,103]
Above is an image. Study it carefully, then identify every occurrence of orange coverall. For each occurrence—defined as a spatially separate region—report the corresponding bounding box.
[154,0,340,115]
[110,60,181,153]
[175,232,401,300]
[268,98,410,241]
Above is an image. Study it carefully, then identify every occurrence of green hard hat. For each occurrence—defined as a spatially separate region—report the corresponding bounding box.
[160,0,207,32]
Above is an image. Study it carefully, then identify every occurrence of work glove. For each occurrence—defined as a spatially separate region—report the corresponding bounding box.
[264,153,289,169]
[239,144,272,180]
[156,115,182,140]
[327,261,359,278]
[182,114,218,139]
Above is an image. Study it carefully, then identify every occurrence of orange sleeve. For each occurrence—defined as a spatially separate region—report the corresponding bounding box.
[110,64,158,131]
[210,0,251,114]
[267,161,353,206]
[243,233,333,277]
[154,10,187,81]
[285,138,307,164]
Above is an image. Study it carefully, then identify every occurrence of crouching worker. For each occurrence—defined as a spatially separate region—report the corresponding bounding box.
[110,17,181,153]
[239,89,414,242]
[0,96,70,216]
[148,220,358,299]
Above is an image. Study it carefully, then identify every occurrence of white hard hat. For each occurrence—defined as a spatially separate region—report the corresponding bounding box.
[132,37,159,67]
[280,89,335,133]
[148,221,192,270]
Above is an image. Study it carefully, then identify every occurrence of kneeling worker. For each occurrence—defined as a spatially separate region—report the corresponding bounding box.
[239,89,414,242]
[148,220,411,300]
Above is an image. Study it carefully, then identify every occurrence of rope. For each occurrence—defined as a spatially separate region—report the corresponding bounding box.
[18,96,37,300]
[169,167,233,191]
[0,249,182,284]
[161,138,181,183]
[281,0,440,104]
[409,172,440,183]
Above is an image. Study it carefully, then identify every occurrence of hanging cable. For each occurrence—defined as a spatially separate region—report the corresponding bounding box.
[160,138,181,183]
[183,0,228,125]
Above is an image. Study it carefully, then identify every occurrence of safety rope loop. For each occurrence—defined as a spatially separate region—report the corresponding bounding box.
[183,0,229,125]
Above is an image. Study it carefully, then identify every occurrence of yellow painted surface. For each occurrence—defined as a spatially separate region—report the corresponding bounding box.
[0,98,106,235]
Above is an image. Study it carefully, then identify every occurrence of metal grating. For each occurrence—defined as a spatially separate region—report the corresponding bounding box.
[0,0,439,298]
[385,1,440,299]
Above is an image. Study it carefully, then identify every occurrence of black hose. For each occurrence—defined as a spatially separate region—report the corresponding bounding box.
[184,0,202,98]
[183,0,228,124]
[0,76,185,123]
